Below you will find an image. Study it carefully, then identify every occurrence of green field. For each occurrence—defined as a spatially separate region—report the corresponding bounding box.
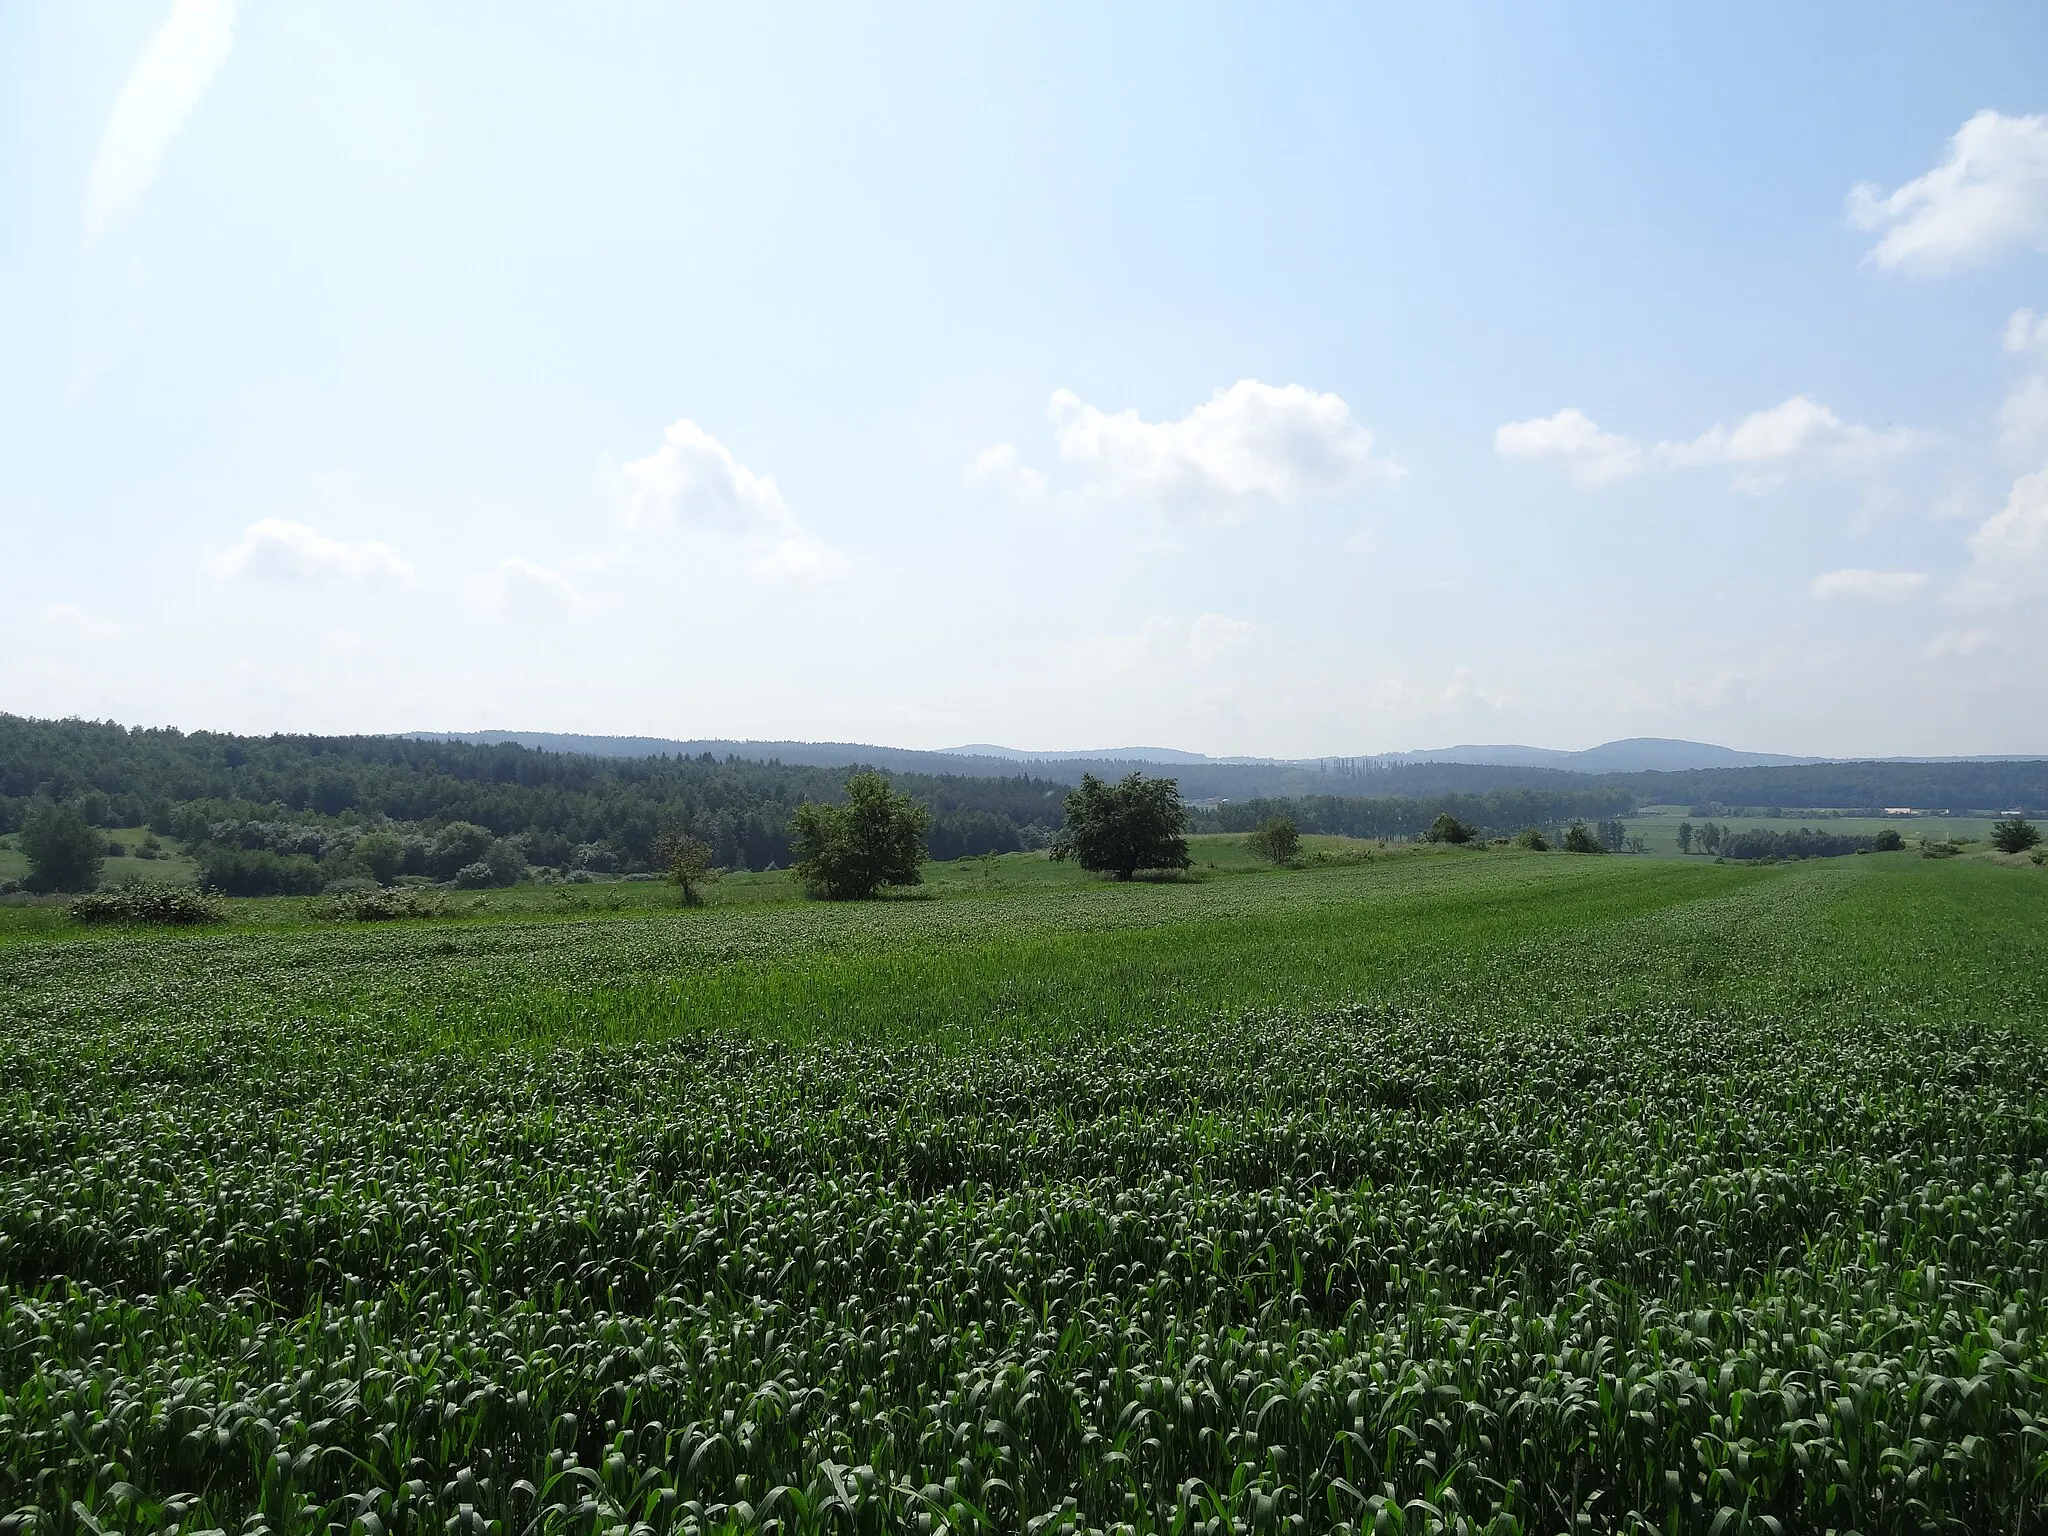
[1622,808,2004,858]
[5,849,2048,1533]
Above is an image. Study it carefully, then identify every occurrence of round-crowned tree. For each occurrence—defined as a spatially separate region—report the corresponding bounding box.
[1050,772,1190,880]
[21,803,104,893]
[789,772,931,900]
[1423,813,1476,845]
[1244,817,1301,866]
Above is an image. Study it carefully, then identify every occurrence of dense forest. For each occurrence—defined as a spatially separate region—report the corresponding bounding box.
[4,716,2044,889]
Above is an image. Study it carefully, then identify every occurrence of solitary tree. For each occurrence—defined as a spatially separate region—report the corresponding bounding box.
[1561,821,1605,853]
[21,802,104,893]
[1244,817,1301,866]
[1051,772,1190,880]
[656,830,720,905]
[1677,821,1693,854]
[789,772,930,899]
[1992,816,2043,855]
[1872,828,1904,852]
[1422,813,1476,845]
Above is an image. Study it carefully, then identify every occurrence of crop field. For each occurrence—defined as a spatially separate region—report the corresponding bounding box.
[4,851,2048,1534]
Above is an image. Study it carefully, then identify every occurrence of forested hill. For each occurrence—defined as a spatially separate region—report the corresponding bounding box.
[2,716,2044,878]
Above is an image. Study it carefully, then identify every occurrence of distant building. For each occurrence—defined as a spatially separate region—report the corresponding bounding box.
[1883,807,1916,817]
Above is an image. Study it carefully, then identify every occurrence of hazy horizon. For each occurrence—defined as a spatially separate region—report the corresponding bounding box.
[6,5,2048,757]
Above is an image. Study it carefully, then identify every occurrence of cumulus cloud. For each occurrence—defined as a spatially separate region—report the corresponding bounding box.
[1044,379,1398,517]
[1810,568,1929,601]
[85,0,237,247]
[213,519,415,586]
[1924,628,1995,659]
[1493,408,1643,487]
[468,557,585,620]
[1847,110,2048,274]
[2006,308,2048,359]
[613,417,842,580]
[1958,464,2048,605]
[1496,396,1912,492]
[2002,376,2048,451]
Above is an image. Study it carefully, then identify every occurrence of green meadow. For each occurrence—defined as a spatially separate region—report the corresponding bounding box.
[4,847,2048,1533]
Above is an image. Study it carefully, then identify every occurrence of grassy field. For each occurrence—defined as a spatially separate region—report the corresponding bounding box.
[0,827,199,892]
[4,848,2048,1533]
[1622,807,2003,858]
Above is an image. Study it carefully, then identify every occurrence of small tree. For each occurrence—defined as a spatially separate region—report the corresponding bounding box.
[789,772,931,899]
[1872,828,1904,852]
[1513,827,1550,851]
[656,830,720,905]
[1422,813,1475,845]
[1244,817,1301,866]
[1050,772,1190,880]
[1562,821,1605,853]
[354,832,406,885]
[21,803,104,893]
[1677,821,1693,854]
[1993,816,2042,854]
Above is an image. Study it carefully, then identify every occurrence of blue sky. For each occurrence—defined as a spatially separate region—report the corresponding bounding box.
[5,3,2048,756]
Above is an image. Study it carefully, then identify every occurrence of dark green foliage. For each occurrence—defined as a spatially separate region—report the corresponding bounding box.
[1514,827,1550,850]
[1422,811,1476,844]
[1051,772,1190,880]
[66,880,225,925]
[1561,820,1604,853]
[352,831,406,884]
[1992,816,2042,854]
[1243,816,1301,865]
[19,801,103,893]
[1677,820,1694,853]
[428,821,495,880]
[318,885,444,921]
[1718,827,1872,862]
[1872,827,1904,852]
[198,846,325,896]
[1202,788,1631,841]
[788,772,931,899]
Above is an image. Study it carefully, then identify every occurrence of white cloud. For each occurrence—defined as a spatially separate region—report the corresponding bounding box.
[613,417,843,580]
[2005,308,2048,359]
[1958,464,2048,605]
[213,519,416,586]
[1189,612,1260,662]
[1924,628,1995,659]
[468,557,585,620]
[1046,379,1398,517]
[39,602,125,639]
[1847,110,2048,274]
[2002,375,2048,451]
[968,443,1048,504]
[85,0,237,247]
[1496,396,1912,492]
[1810,567,1929,601]
[1493,408,1642,487]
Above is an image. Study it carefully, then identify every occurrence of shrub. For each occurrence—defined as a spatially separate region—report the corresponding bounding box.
[428,822,496,881]
[319,886,443,921]
[21,803,104,893]
[1050,773,1190,881]
[1513,828,1550,851]
[453,861,497,890]
[1872,828,1904,852]
[790,772,931,900]
[1244,818,1301,866]
[69,882,225,926]
[1561,821,1605,854]
[1422,813,1475,845]
[198,847,325,896]
[353,832,407,884]
[1992,817,2042,855]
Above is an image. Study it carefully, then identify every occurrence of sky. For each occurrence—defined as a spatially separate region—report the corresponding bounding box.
[5,3,2048,758]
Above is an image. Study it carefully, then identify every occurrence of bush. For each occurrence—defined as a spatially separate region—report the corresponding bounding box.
[1244,818,1301,866]
[21,803,104,893]
[69,882,225,926]
[319,886,444,922]
[1513,828,1550,851]
[1872,828,1904,852]
[453,861,497,890]
[1050,773,1191,881]
[1561,821,1605,854]
[429,822,496,881]
[353,831,406,884]
[790,772,931,900]
[1992,817,2042,855]
[1422,813,1475,845]
[483,838,528,887]
[198,847,326,896]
